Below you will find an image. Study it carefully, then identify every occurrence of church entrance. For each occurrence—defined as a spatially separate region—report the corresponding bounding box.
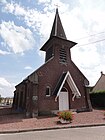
[59,88,69,111]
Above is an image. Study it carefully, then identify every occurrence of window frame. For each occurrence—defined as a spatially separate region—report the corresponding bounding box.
[46,86,51,97]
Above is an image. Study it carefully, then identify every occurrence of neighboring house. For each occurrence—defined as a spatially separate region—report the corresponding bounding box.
[12,8,92,117]
[92,72,105,92]
[0,97,13,105]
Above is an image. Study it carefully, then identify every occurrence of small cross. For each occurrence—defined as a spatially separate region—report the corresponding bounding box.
[54,4,60,9]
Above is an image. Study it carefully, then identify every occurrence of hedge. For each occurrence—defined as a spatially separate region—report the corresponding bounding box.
[90,91,105,108]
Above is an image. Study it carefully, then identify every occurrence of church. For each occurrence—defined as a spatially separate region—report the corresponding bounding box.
[12,8,92,117]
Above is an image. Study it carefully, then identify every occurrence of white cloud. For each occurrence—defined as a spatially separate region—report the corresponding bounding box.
[1,0,105,87]
[24,66,33,70]
[2,1,105,41]
[0,77,15,97]
[0,77,11,87]
[0,0,7,4]
[2,1,69,39]
[77,0,105,32]
[0,49,10,55]
[62,0,105,86]
[0,21,35,54]
[38,0,50,3]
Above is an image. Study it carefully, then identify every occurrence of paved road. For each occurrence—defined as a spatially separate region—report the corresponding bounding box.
[0,126,105,140]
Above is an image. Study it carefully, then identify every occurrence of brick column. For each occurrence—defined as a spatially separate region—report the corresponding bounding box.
[85,86,92,111]
[15,92,18,109]
[31,83,38,117]
[25,81,32,117]
[17,92,21,110]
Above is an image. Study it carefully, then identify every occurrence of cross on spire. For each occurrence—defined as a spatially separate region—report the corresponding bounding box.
[54,4,60,9]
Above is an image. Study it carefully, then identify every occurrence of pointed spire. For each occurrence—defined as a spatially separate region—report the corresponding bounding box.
[50,8,67,39]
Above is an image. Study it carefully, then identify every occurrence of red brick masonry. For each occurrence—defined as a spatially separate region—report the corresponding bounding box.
[0,110,105,132]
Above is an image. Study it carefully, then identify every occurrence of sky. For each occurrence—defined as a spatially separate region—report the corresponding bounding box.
[0,0,105,97]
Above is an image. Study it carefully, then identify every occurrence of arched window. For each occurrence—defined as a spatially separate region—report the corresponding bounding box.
[46,86,51,97]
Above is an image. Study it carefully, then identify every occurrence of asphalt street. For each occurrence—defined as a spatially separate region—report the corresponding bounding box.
[0,126,105,140]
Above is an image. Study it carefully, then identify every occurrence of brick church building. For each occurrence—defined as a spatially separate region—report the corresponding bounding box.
[13,8,92,117]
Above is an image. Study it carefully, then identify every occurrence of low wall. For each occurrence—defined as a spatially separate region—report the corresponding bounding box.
[0,106,24,116]
[0,107,12,116]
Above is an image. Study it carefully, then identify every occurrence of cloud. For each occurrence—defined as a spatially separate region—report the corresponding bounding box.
[1,1,69,39]
[0,49,10,55]
[72,45,100,67]
[24,66,33,70]
[1,0,105,87]
[0,0,7,4]
[38,0,50,3]
[62,0,105,86]
[0,77,15,97]
[3,2,27,16]
[9,3,52,38]
[0,21,35,54]
[2,1,105,40]
[0,77,11,87]
[77,0,105,32]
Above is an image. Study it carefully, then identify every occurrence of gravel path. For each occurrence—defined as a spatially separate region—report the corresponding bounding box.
[0,110,105,132]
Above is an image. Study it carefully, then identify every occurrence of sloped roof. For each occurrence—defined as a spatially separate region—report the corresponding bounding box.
[40,36,77,51]
[53,72,67,95]
[40,8,77,51]
[92,72,105,92]
[53,71,81,97]
[50,8,67,39]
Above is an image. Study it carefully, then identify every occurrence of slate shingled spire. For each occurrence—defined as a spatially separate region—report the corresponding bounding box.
[50,8,67,39]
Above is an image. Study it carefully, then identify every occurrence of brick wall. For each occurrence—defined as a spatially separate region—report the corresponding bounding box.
[0,107,23,116]
[0,107,12,116]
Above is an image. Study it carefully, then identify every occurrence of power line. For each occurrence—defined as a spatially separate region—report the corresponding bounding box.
[75,31,105,41]
[77,38,105,47]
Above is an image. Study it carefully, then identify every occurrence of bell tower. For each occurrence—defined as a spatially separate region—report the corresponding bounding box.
[40,8,77,64]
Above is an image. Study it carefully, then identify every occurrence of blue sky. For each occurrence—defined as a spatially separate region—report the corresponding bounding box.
[0,0,105,97]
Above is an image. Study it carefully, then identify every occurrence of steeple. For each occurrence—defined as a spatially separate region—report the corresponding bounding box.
[50,8,67,39]
[40,8,77,52]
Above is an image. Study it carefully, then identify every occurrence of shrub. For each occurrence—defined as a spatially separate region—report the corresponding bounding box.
[58,111,73,121]
[90,91,105,108]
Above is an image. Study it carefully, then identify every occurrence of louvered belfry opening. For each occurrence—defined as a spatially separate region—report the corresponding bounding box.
[59,47,67,63]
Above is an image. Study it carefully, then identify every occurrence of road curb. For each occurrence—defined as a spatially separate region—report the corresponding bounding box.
[1,123,105,134]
